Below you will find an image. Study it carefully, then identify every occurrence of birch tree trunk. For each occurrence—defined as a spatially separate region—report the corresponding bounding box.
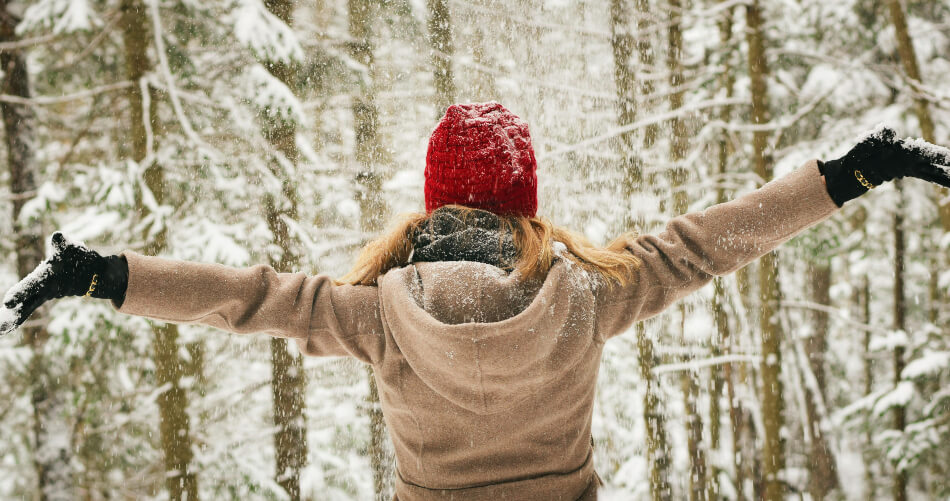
[0,4,76,499]
[258,1,309,498]
[744,2,786,499]
[120,1,198,499]
[427,0,456,115]
[349,1,393,498]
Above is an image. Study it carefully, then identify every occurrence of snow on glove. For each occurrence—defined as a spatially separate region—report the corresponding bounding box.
[0,232,128,336]
[818,125,950,207]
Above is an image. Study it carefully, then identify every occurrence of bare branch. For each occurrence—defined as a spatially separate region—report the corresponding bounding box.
[542,97,748,159]
[0,33,61,51]
[0,80,133,106]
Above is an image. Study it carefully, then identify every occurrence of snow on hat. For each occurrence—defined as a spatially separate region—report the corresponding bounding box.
[424,102,538,217]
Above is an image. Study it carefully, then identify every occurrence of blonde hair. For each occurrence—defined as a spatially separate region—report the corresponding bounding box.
[338,205,641,287]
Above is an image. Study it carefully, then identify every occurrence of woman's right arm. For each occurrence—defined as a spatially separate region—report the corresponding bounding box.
[116,252,386,363]
[1,238,385,364]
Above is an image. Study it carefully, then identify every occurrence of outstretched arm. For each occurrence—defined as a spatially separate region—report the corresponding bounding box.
[597,127,950,340]
[1,236,385,363]
[597,159,838,339]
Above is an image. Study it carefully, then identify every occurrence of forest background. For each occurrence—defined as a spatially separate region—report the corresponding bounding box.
[1,0,949,500]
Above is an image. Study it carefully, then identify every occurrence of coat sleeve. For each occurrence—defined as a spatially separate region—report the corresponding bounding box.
[596,159,840,340]
[113,252,385,364]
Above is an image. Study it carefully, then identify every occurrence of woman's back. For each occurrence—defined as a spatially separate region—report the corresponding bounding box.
[374,259,602,500]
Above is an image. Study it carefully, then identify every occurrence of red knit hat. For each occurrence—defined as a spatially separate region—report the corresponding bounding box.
[425,102,538,217]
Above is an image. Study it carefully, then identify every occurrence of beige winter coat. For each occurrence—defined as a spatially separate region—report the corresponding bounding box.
[114,160,839,500]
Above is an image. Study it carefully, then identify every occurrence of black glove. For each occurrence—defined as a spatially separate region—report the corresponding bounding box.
[0,232,128,336]
[819,126,950,206]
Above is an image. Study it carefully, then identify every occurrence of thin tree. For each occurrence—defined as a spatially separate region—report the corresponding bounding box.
[120,0,198,498]
[468,0,499,102]
[609,1,672,498]
[885,0,937,165]
[610,0,642,203]
[427,0,456,114]
[884,5,924,500]
[709,2,739,498]
[637,326,674,501]
[634,0,659,149]
[348,1,393,498]
[885,5,945,449]
[0,2,76,499]
[891,179,908,501]
[744,2,785,499]
[258,0,309,498]
[805,262,840,499]
[666,2,706,498]
[853,205,875,498]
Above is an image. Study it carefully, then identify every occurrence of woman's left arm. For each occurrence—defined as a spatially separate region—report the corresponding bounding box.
[596,159,839,339]
[597,127,950,341]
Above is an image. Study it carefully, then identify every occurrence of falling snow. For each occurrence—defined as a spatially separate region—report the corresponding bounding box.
[0,1,949,500]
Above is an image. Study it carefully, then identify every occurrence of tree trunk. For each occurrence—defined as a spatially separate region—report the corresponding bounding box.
[609,0,643,212]
[269,338,306,500]
[633,0,658,149]
[885,0,937,142]
[610,2,672,497]
[469,5,499,102]
[667,0,688,217]
[667,1,705,498]
[886,0,947,374]
[427,0,456,115]
[744,2,785,500]
[120,2,198,499]
[638,323,673,501]
[0,5,76,500]
[892,179,908,501]
[258,1,309,498]
[348,1,393,498]
[805,264,839,500]
[862,275,875,498]
[852,211,876,499]
[712,3,738,498]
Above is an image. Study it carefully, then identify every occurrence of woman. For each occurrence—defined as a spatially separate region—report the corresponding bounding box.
[3,102,950,500]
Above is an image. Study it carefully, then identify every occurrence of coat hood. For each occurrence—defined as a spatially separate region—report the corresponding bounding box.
[377,259,599,415]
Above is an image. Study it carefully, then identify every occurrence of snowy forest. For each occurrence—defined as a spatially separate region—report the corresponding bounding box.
[0,0,949,500]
